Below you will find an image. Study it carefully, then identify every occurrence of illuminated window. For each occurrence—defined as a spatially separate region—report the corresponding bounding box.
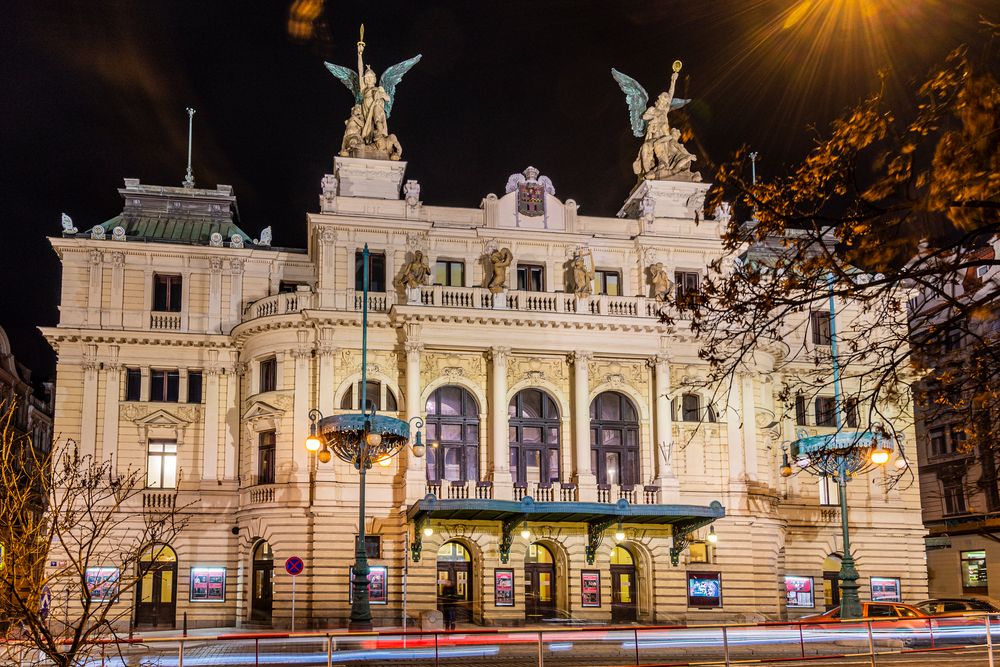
[146,440,177,489]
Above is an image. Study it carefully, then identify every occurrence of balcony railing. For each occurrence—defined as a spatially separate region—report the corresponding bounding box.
[150,312,182,330]
[421,481,664,504]
[142,490,177,509]
[245,292,314,320]
[417,286,664,319]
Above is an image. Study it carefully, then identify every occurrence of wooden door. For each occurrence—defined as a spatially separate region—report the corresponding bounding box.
[611,564,637,623]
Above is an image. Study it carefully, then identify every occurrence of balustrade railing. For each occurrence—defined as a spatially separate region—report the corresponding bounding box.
[249,485,276,504]
[415,286,663,319]
[142,490,177,509]
[150,312,181,330]
[246,291,313,319]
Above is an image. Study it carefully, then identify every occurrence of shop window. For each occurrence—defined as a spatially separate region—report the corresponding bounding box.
[125,368,142,401]
[961,550,988,593]
[146,440,177,488]
[354,251,387,292]
[433,260,465,287]
[810,310,832,345]
[150,370,179,402]
[517,264,545,292]
[595,270,621,296]
[153,274,182,312]
[259,357,277,393]
[187,371,203,404]
[425,386,479,483]
[340,381,398,412]
[258,431,276,485]
[815,397,837,427]
[675,271,700,300]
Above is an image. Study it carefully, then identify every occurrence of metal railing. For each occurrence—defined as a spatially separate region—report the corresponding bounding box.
[6,613,995,667]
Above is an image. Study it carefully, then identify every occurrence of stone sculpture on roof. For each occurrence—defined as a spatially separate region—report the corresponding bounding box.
[612,60,702,183]
[324,25,421,161]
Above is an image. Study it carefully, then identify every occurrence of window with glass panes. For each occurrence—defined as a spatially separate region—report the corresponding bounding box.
[818,475,841,505]
[516,264,545,292]
[425,386,479,483]
[810,310,832,345]
[150,370,179,402]
[845,398,859,428]
[146,440,177,488]
[595,270,621,296]
[508,389,560,486]
[153,274,182,312]
[943,478,967,515]
[795,395,808,425]
[187,371,203,403]
[680,393,701,422]
[590,392,640,486]
[258,431,276,484]
[433,260,465,287]
[259,357,277,393]
[125,368,142,401]
[340,380,398,412]
[815,397,837,427]
[354,251,387,292]
[675,271,700,300]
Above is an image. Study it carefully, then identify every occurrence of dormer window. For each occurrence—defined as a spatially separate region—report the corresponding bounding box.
[153,274,182,312]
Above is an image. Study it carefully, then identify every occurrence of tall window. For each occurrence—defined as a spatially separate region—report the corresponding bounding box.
[590,392,640,486]
[259,357,277,393]
[517,264,545,292]
[680,393,702,422]
[146,440,177,488]
[810,311,832,345]
[815,397,837,427]
[354,251,387,292]
[153,274,182,312]
[150,370,180,402]
[845,398,859,429]
[125,368,142,401]
[258,431,276,484]
[675,271,700,300]
[795,395,808,426]
[929,427,947,456]
[818,476,841,506]
[595,270,621,296]
[187,371,203,404]
[942,478,967,515]
[340,381,398,412]
[425,386,479,483]
[433,260,465,287]
[949,424,967,453]
[509,389,560,486]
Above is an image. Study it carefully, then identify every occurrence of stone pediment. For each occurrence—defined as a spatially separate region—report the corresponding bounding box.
[242,400,285,422]
[122,404,201,425]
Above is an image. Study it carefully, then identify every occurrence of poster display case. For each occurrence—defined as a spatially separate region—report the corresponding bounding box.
[687,571,722,608]
[190,567,226,602]
[494,568,514,607]
[785,575,814,608]
[581,570,601,607]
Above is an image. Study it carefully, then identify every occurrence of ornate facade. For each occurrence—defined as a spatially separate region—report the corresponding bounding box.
[42,155,927,630]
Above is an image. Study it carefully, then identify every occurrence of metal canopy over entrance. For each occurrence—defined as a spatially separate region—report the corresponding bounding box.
[408,495,725,565]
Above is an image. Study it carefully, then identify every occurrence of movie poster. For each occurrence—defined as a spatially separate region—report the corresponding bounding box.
[85,567,119,603]
[190,567,226,602]
[687,571,722,608]
[785,576,814,608]
[581,571,601,607]
[870,577,901,602]
[349,566,388,604]
[494,569,514,607]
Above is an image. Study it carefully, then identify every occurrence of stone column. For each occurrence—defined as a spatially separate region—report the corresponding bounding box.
[80,344,99,458]
[490,347,512,493]
[572,351,597,500]
[226,258,245,333]
[202,359,221,482]
[651,353,680,500]
[208,257,223,333]
[292,332,312,483]
[740,372,759,482]
[101,346,121,466]
[317,228,338,309]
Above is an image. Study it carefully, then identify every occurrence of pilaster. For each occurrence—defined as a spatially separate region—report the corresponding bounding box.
[101,346,121,466]
[208,257,223,333]
[80,344,99,459]
[405,340,426,499]
[292,332,313,483]
[87,250,102,327]
[571,351,597,499]
[202,349,221,481]
[651,352,680,501]
[489,346,512,493]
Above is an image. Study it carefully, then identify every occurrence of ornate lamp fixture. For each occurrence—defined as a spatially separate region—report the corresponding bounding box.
[305,244,425,631]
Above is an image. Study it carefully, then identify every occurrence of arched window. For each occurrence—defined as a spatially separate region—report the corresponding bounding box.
[509,389,561,486]
[673,393,716,422]
[340,380,398,412]
[425,386,479,483]
[590,392,640,486]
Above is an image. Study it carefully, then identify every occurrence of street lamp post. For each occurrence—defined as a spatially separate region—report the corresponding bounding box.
[305,244,425,631]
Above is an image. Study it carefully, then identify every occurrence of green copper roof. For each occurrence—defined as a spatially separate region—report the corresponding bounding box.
[99,214,251,245]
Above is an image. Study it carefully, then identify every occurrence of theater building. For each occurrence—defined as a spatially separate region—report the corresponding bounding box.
[42,152,928,629]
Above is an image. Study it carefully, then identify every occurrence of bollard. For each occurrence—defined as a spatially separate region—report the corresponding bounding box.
[721,626,731,667]
[987,615,995,667]
[866,620,876,667]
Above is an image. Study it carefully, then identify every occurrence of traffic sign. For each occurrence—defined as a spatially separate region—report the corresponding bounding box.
[285,556,304,576]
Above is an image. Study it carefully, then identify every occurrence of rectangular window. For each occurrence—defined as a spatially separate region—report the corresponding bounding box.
[150,370,180,402]
[153,274,182,312]
[432,260,465,287]
[943,480,967,515]
[961,550,988,592]
[681,394,701,422]
[259,357,277,393]
[818,476,841,506]
[187,371,203,404]
[795,395,808,426]
[146,440,177,488]
[815,397,837,427]
[810,310,832,345]
[258,431,276,484]
[944,328,963,352]
[949,424,967,453]
[354,251,387,292]
[595,270,621,296]
[125,368,142,401]
[675,271,701,300]
[845,398,859,429]
[929,427,947,456]
[516,264,545,292]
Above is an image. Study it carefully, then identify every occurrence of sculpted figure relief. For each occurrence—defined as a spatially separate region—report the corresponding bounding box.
[572,253,595,298]
[612,61,702,182]
[487,248,513,294]
[324,26,421,161]
[399,250,431,289]
[650,262,673,301]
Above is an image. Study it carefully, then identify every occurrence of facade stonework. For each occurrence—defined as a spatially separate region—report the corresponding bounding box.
[42,160,927,630]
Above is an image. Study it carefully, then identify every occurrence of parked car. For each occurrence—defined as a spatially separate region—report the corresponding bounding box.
[914,598,1000,616]
[800,601,928,621]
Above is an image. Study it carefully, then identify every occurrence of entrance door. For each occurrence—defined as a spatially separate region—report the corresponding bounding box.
[823,554,842,611]
[437,542,473,623]
[610,545,637,623]
[135,545,178,629]
[251,541,274,623]
[524,543,556,622]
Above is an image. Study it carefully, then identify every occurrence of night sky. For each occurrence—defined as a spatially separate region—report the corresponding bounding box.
[2,1,994,383]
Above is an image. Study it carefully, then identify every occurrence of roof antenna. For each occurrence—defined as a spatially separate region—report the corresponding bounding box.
[183,107,196,188]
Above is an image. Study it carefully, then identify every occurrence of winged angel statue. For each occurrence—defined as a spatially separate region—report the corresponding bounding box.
[612,61,701,182]
[324,27,421,161]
